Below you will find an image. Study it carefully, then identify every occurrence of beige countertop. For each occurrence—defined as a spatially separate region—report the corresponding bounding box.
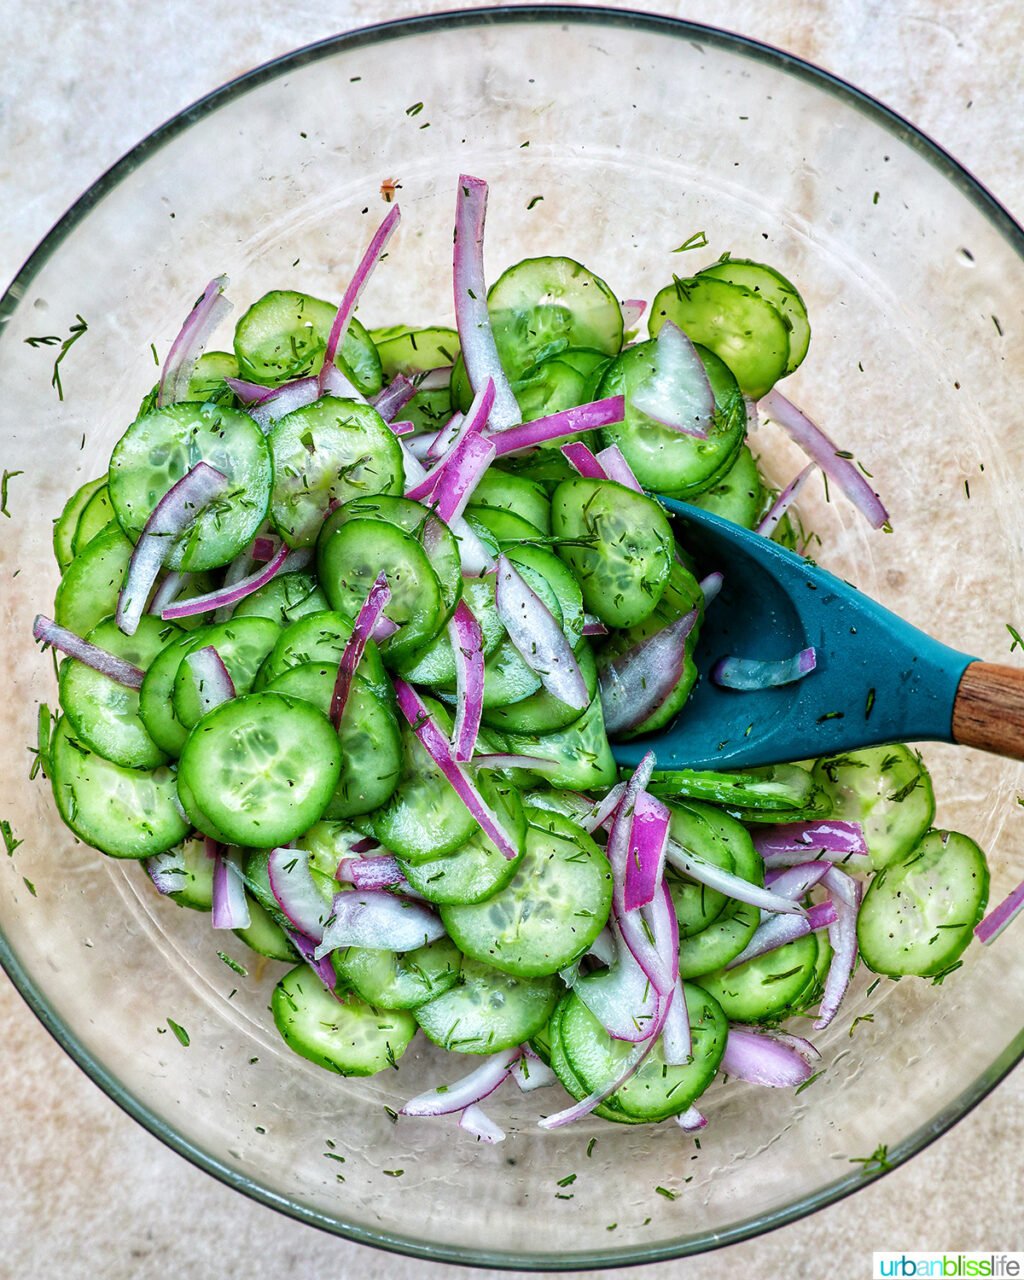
[2,2,1022,1276]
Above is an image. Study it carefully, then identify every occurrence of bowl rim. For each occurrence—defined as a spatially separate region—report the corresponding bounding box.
[2,5,1022,1270]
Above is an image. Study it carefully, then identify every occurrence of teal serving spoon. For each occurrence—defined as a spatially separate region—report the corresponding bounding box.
[611,499,1024,772]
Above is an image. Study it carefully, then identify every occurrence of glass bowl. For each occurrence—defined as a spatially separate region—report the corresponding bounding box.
[2,7,1022,1268]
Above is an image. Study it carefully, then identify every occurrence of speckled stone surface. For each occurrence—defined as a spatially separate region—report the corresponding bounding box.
[1,2,1022,1277]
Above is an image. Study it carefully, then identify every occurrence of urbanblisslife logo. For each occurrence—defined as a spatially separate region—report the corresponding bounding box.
[873,1255,1024,1278]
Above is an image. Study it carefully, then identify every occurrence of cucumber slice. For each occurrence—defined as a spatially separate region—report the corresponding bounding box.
[414,956,559,1054]
[597,340,747,497]
[396,802,527,906]
[495,693,617,792]
[267,664,402,819]
[59,614,179,769]
[511,359,589,425]
[857,830,988,978]
[258,609,388,699]
[375,326,460,377]
[53,476,106,573]
[506,544,584,648]
[71,485,115,556]
[108,402,272,572]
[230,570,330,626]
[333,936,463,1010]
[138,629,206,756]
[664,801,740,938]
[470,468,552,534]
[677,811,764,978]
[268,396,404,548]
[441,807,612,977]
[697,259,810,375]
[272,966,416,1076]
[691,444,765,528]
[555,347,615,399]
[561,983,728,1121]
[551,477,673,628]
[54,521,133,637]
[481,641,597,735]
[696,931,819,1023]
[146,834,213,910]
[233,290,382,395]
[50,718,189,859]
[392,577,505,687]
[544,996,641,1125]
[645,762,821,812]
[234,893,299,961]
[188,350,240,401]
[465,505,544,545]
[177,692,342,847]
[813,745,935,870]
[649,274,790,399]
[171,616,282,731]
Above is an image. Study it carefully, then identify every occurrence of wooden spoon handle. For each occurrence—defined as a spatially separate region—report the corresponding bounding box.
[951,662,1024,758]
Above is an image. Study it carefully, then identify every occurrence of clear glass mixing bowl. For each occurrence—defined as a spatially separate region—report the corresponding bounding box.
[1,7,1022,1268]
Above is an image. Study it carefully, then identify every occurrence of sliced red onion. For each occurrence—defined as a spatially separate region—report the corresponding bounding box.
[148,570,189,616]
[599,609,698,735]
[511,1053,556,1092]
[390,420,415,437]
[330,572,390,729]
[285,927,340,992]
[575,927,662,1043]
[754,820,869,864]
[581,781,627,835]
[406,397,485,501]
[429,432,496,526]
[725,899,837,969]
[582,614,608,637]
[756,463,816,539]
[401,1047,521,1117]
[314,889,445,959]
[146,839,202,895]
[495,554,589,711]
[664,838,804,916]
[595,444,642,493]
[699,571,724,607]
[660,978,692,1066]
[319,204,401,393]
[336,854,408,891]
[676,1105,707,1132]
[246,376,319,431]
[721,1025,819,1088]
[251,536,276,563]
[226,375,277,404]
[372,373,417,422]
[621,298,647,329]
[393,680,520,860]
[211,844,251,930]
[157,275,231,408]
[712,647,817,691]
[448,600,485,762]
[630,321,714,437]
[538,1035,658,1130]
[425,410,466,462]
[814,866,860,1030]
[402,441,495,574]
[975,874,1024,945]
[763,860,834,899]
[268,847,331,941]
[471,753,562,774]
[182,645,236,714]
[561,441,607,479]
[460,1104,506,1143]
[489,396,625,457]
[372,614,399,641]
[162,542,303,621]
[622,789,671,912]
[453,175,521,430]
[117,461,230,636]
[759,389,890,529]
[32,615,145,689]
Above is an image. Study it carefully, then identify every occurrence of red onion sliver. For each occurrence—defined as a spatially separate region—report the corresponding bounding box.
[393,680,521,860]
[598,609,698,735]
[582,614,608,637]
[373,373,417,422]
[620,298,647,328]
[575,927,662,1043]
[157,275,231,408]
[975,874,1024,945]
[630,321,714,437]
[320,204,401,393]
[247,375,321,432]
[285,927,340,993]
[330,572,390,729]
[425,410,465,463]
[759,389,890,529]
[725,900,837,970]
[510,1054,556,1092]
[581,781,627,834]
[211,844,251,930]
[756,462,816,539]
[676,1105,707,1132]
[494,554,589,711]
[405,383,489,501]
[561,441,607,479]
[721,1025,818,1088]
[117,461,230,636]
[665,838,804,917]
[314,889,445,959]
[595,444,642,492]
[226,375,277,404]
[712,647,817,691]
[538,1035,658,1130]
[448,601,485,761]
[489,396,625,457]
[429,432,496,526]
[148,570,188,616]
[401,1047,521,1116]
[453,175,521,430]
[472,753,561,774]
[699,571,724,607]
[162,543,305,620]
[251,536,276,563]
[622,789,671,913]
[753,820,869,863]
[32,615,145,689]
[459,1104,506,1143]
[336,854,408,891]
[814,866,860,1029]
[182,645,236,715]
[763,860,833,899]
[268,847,331,942]
[660,979,692,1066]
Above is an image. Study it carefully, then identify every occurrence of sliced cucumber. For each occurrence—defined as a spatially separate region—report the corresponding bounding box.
[54,521,133,637]
[146,835,213,910]
[469,468,552,534]
[494,692,617,792]
[258,609,388,699]
[696,931,820,1023]
[71,485,115,556]
[414,957,559,1054]
[664,801,739,938]
[171,616,282,731]
[230,569,330,626]
[691,443,765,528]
[234,893,298,961]
[53,476,106,573]
[697,258,810,375]
[333,936,463,1010]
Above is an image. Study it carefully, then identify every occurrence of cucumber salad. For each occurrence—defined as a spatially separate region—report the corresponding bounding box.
[32,175,1020,1142]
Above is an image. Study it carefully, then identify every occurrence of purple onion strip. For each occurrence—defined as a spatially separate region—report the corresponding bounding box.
[157,275,231,408]
[330,572,391,729]
[756,462,816,539]
[448,601,486,762]
[401,1047,521,1117]
[975,874,1024,945]
[489,396,625,457]
[712,647,817,691]
[495,554,589,711]
[162,542,301,620]
[32,615,145,689]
